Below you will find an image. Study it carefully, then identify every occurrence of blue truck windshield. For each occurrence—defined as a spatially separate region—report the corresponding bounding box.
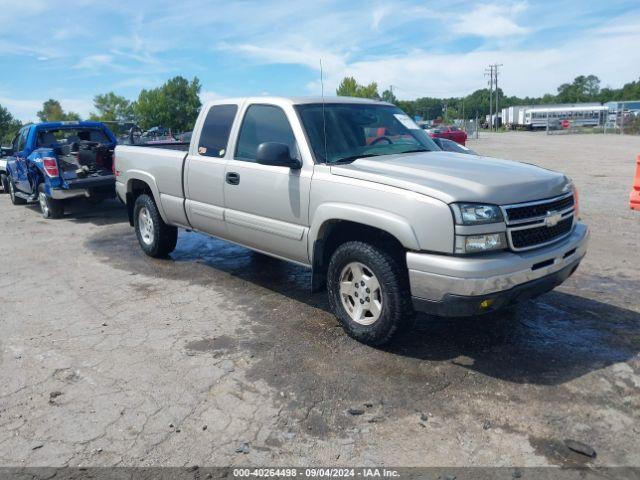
[295,103,440,164]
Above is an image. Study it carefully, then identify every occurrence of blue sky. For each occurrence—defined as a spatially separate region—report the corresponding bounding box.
[1,0,639,121]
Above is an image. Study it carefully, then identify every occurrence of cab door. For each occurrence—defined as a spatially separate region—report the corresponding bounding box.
[223,103,312,265]
[184,103,239,237]
[13,128,31,193]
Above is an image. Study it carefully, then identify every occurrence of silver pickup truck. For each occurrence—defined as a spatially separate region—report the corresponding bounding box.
[114,97,588,345]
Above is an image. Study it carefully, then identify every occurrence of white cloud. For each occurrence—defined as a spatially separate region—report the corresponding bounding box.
[217,41,346,73]
[0,96,93,122]
[371,4,392,30]
[200,90,222,105]
[0,0,48,23]
[452,2,529,38]
[112,76,161,90]
[226,9,640,100]
[74,54,114,70]
[0,97,42,122]
[326,27,640,100]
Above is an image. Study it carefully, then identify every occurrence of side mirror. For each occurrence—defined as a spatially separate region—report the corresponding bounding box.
[1,146,13,156]
[256,142,301,169]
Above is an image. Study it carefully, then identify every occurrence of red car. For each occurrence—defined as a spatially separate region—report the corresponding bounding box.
[426,125,467,145]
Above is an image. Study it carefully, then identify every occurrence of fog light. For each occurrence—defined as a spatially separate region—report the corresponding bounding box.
[479,299,494,309]
[455,233,507,254]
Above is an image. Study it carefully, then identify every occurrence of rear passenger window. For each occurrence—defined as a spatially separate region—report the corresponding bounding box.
[17,129,28,152]
[198,104,238,158]
[235,105,298,162]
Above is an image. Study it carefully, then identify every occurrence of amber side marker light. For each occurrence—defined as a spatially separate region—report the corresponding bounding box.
[479,299,494,309]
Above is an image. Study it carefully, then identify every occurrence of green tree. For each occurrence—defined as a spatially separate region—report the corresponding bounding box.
[556,75,601,103]
[90,92,134,122]
[381,88,398,104]
[134,76,202,131]
[0,104,22,144]
[336,77,359,97]
[336,76,380,99]
[37,99,81,122]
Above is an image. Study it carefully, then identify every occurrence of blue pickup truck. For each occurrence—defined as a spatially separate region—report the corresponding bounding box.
[4,121,117,218]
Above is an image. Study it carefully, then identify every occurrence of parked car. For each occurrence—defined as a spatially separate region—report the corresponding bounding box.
[4,121,117,218]
[431,137,477,155]
[427,125,467,145]
[178,131,192,143]
[142,126,174,143]
[0,144,12,192]
[114,97,588,346]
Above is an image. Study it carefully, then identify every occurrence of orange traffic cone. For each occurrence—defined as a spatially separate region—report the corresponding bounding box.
[631,155,640,211]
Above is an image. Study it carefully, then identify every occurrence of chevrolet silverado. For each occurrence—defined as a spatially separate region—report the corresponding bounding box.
[114,97,588,345]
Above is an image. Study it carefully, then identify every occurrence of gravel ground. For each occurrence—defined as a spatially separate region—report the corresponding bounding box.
[0,132,639,468]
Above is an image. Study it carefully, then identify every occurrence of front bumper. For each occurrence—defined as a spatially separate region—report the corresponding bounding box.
[408,222,589,316]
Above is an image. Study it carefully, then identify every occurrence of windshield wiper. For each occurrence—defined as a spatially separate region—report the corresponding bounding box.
[331,153,381,164]
[397,148,431,154]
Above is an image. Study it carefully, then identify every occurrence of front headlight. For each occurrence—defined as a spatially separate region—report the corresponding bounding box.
[455,233,507,254]
[450,203,503,225]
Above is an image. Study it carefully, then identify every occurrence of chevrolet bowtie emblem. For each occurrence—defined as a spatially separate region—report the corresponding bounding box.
[544,211,562,227]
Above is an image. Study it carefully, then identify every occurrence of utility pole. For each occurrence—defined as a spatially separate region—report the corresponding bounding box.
[461,99,465,130]
[485,63,503,131]
[494,64,502,130]
[485,66,493,131]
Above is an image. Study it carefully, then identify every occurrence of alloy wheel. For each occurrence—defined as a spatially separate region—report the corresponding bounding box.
[138,207,155,245]
[339,261,383,325]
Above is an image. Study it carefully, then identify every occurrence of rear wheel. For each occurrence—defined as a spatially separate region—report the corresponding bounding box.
[327,241,412,346]
[8,177,26,205]
[86,196,104,206]
[38,184,64,219]
[133,194,178,258]
[0,174,8,194]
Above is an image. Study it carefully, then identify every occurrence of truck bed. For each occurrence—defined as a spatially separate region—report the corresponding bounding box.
[115,144,188,201]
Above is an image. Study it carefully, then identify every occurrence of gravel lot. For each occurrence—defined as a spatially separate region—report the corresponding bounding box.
[0,132,639,468]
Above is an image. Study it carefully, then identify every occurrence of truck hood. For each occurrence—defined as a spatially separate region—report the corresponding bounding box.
[329,151,570,205]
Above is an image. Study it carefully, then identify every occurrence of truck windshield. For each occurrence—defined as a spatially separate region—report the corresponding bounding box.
[295,103,440,164]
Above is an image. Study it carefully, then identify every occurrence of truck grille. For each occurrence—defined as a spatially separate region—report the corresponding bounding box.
[510,217,573,249]
[505,195,574,222]
[502,192,575,251]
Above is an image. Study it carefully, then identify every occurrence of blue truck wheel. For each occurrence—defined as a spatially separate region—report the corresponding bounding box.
[8,177,26,205]
[38,184,64,219]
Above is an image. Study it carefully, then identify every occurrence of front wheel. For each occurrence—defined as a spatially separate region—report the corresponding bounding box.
[38,184,64,219]
[327,241,412,346]
[0,174,9,194]
[133,194,178,258]
[8,177,26,205]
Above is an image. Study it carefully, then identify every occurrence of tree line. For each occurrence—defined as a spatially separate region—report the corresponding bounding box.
[2,73,640,143]
[336,74,640,121]
[0,76,202,143]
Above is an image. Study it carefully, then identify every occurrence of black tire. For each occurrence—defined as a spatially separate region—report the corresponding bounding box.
[133,194,178,258]
[38,184,64,219]
[0,174,8,194]
[327,241,413,346]
[85,196,104,206]
[7,176,26,205]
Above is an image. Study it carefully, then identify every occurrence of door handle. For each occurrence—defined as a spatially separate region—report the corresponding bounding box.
[226,172,240,185]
